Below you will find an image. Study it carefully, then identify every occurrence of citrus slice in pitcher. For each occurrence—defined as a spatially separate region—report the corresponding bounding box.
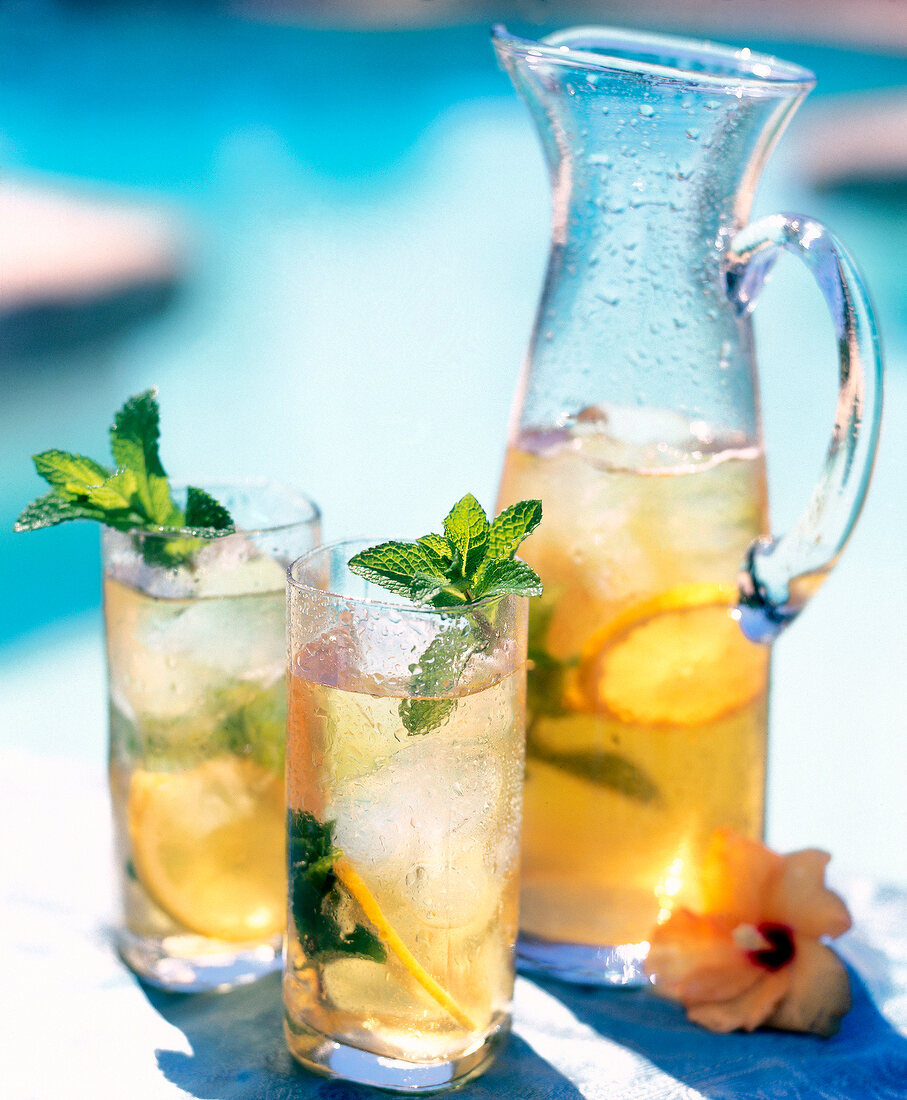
[128,756,285,941]
[569,583,767,726]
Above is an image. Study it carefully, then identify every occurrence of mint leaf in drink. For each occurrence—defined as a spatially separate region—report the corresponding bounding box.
[399,697,457,737]
[14,388,234,566]
[399,621,484,735]
[528,738,660,804]
[288,810,386,963]
[348,494,543,735]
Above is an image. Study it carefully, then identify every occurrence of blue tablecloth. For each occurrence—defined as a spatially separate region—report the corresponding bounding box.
[3,738,906,1099]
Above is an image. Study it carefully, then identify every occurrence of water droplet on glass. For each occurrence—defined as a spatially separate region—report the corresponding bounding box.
[406,865,426,889]
[719,340,731,369]
[639,104,655,118]
[705,99,722,111]
[686,128,700,140]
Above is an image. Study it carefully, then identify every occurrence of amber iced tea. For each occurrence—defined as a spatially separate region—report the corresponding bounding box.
[105,483,320,991]
[284,543,527,1090]
[497,411,770,960]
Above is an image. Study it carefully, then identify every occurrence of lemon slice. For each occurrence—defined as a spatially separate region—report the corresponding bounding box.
[569,583,767,726]
[129,756,285,941]
[333,856,478,1031]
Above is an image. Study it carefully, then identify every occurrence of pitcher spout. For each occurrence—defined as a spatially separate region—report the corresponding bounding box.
[492,24,814,234]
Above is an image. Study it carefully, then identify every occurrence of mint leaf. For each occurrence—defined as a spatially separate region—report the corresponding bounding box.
[348,494,543,736]
[528,736,660,804]
[443,493,490,579]
[417,532,456,563]
[472,557,543,600]
[348,541,452,602]
[400,621,484,735]
[184,486,235,533]
[15,389,235,568]
[110,388,181,526]
[487,499,542,559]
[289,810,386,963]
[217,681,286,774]
[399,697,457,736]
[14,491,107,532]
[85,468,140,512]
[32,450,111,497]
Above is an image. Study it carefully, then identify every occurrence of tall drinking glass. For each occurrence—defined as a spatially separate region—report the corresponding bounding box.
[106,479,320,991]
[284,540,528,1092]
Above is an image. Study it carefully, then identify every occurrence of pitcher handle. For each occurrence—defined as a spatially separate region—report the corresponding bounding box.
[725,213,883,643]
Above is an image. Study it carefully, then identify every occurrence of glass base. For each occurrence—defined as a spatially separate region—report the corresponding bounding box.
[516,933,650,987]
[117,928,283,993]
[284,1015,508,1094]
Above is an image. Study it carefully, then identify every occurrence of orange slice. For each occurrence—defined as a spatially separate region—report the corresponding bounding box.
[129,756,285,941]
[568,583,767,726]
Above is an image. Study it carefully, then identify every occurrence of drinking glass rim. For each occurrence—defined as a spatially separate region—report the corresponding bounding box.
[491,23,816,95]
[118,477,321,541]
[287,537,515,616]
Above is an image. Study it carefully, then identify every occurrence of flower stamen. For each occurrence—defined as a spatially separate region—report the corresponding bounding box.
[749,922,795,971]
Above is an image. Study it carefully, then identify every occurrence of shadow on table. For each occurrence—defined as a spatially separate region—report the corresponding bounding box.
[141,973,585,1100]
[534,964,907,1099]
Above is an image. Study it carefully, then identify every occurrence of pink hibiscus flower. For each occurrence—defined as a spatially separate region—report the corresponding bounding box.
[645,829,852,1036]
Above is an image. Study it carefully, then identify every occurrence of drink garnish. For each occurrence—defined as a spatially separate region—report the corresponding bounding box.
[527,736,660,804]
[333,857,478,1031]
[348,494,542,606]
[14,388,234,564]
[348,494,543,735]
[566,583,766,725]
[288,810,386,964]
[289,810,477,1030]
[129,757,285,941]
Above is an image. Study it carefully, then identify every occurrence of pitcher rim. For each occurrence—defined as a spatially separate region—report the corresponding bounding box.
[491,24,816,95]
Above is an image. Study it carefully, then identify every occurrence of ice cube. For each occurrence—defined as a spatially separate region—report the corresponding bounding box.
[194,538,287,597]
[330,736,506,928]
[139,588,285,684]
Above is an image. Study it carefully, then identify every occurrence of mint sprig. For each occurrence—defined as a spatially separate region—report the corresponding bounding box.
[14,388,234,566]
[349,494,543,608]
[348,494,543,735]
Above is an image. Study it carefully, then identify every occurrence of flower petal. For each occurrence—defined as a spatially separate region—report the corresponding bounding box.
[766,849,852,939]
[686,968,790,1033]
[647,909,760,1005]
[764,939,851,1037]
[699,828,783,921]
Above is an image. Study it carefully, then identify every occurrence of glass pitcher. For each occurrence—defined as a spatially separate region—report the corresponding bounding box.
[493,25,883,985]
